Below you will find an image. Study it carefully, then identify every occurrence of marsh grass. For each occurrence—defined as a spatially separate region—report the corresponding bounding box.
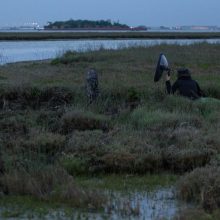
[0,166,107,210]
[60,110,110,133]
[130,108,200,129]
[74,174,177,192]
[1,31,220,41]
[0,43,220,215]
[175,209,220,220]
[177,167,220,212]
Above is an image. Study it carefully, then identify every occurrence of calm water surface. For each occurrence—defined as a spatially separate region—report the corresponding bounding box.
[0,38,220,65]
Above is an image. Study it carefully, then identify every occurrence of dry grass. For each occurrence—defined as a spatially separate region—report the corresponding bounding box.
[60,110,110,133]
[0,166,106,209]
[177,167,220,211]
[1,31,220,40]
[0,166,71,198]
[175,209,220,220]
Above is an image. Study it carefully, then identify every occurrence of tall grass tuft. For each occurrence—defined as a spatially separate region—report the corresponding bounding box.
[60,110,110,133]
[177,166,220,211]
[130,107,201,129]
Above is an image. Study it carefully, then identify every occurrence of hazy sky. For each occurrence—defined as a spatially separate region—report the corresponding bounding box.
[0,0,220,27]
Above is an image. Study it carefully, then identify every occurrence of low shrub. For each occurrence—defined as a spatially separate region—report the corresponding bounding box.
[126,87,141,103]
[0,166,72,199]
[175,208,220,220]
[100,152,136,173]
[0,116,28,135]
[36,110,64,132]
[193,97,220,120]
[161,96,194,113]
[151,96,220,122]
[66,130,106,153]
[63,127,215,174]
[177,166,220,211]
[202,83,220,99]
[22,131,66,155]
[51,50,96,65]
[163,147,214,172]
[130,107,201,129]
[60,110,110,133]
[0,85,73,110]
[0,165,106,209]
[100,150,164,173]
[59,155,89,175]
[56,182,106,209]
[39,86,73,107]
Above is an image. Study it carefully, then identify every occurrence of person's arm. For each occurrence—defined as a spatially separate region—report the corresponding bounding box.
[165,73,172,94]
[165,73,178,94]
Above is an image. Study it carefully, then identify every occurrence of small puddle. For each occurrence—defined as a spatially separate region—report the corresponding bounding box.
[104,187,189,219]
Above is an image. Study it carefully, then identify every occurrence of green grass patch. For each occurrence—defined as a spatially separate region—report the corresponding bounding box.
[130,107,200,129]
[74,174,178,192]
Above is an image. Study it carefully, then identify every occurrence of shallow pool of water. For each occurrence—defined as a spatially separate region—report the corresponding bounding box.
[0,187,190,219]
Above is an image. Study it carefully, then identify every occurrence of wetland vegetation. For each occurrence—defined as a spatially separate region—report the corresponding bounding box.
[44,19,130,30]
[0,42,220,219]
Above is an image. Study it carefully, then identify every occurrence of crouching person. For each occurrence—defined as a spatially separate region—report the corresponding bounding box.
[165,68,204,100]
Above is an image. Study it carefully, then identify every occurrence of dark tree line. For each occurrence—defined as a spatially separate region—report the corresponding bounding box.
[44,19,129,29]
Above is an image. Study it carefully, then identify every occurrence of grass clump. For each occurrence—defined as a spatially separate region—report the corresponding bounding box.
[177,166,220,211]
[60,110,110,133]
[0,166,106,210]
[59,156,89,175]
[0,166,71,199]
[202,83,220,99]
[130,107,201,129]
[51,50,97,65]
[175,209,220,220]
[22,131,66,155]
[75,174,177,191]
[163,147,214,172]
[0,115,28,135]
[0,85,74,110]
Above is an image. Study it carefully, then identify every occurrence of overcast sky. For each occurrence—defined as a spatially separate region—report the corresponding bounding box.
[0,0,219,27]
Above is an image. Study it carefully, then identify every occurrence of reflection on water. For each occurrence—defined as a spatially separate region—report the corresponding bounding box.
[0,38,220,65]
[105,187,190,220]
[0,187,190,219]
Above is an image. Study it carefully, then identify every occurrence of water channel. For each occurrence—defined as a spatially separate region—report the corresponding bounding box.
[0,38,220,65]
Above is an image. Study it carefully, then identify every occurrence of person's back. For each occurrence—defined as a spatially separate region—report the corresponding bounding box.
[166,68,203,100]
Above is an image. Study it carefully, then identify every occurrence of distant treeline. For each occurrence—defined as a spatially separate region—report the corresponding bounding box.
[44,19,129,29]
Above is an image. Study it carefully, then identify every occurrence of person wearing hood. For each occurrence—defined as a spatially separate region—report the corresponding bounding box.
[165,68,204,100]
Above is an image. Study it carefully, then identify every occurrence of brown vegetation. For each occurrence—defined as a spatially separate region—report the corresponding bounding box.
[177,167,220,211]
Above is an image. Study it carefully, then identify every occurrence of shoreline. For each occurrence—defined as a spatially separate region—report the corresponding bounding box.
[1,31,220,41]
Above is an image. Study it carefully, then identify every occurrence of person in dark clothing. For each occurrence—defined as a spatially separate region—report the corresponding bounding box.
[165,68,203,100]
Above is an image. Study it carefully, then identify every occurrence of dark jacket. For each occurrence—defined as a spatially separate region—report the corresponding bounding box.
[166,75,203,99]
